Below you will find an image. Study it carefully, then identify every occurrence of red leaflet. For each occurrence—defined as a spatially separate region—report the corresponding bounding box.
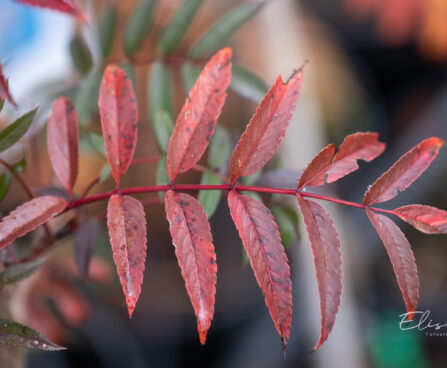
[0,196,66,249]
[394,205,447,234]
[364,137,444,205]
[14,0,87,22]
[164,190,216,344]
[227,191,292,349]
[366,209,419,317]
[167,48,232,181]
[0,63,17,107]
[296,195,342,350]
[326,132,385,183]
[229,68,303,183]
[297,144,336,189]
[107,195,147,317]
[98,65,138,187]
[47,97,79,199]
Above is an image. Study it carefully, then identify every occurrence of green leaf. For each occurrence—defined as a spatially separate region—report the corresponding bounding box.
[11,155,26,173]
[0,172,11,201]
[70,33,93,75]
[0,108,37,152]
[120,61,137,89]
[271,206,296,248]
[153,110,173,153]
[189,2,265,59]
[242,191,263,202]
[89,132,106,157]
[149,61,173,121]
[198,171,221,218]
[208,125,230,169]
[0,258,45,286]
[156,155,170,199]
[75,66,103,126]
[0,319,65,351]
[0,100,4,113]
[231,64,268,102]
[158,0,203,55]
[241,170,262,186]
[124,0,157,57]
[180,62,201,94]
[99,3,118,59]
[100,163,111,183]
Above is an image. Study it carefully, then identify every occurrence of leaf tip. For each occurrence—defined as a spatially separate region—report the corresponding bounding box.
[198,321,209,345]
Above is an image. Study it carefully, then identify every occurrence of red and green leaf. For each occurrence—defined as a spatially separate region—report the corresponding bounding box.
[297,144,336,189]
[47,97,79,198]
[394,205,447,234]
[366,209,419,316]
[167,47,232,181]
[0,64,16,107]
[98,64,138,186]
[296,195,342,350]
[0,196,66,249]
[107,195,147,317]
[164,190,217,344]
[364,137,444,205]
[326,132,385,183]
[229,68,303,183]
[227,191,292,349]
[14,0,87,22]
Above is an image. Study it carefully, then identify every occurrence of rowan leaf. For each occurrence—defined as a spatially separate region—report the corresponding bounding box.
[164,190,217,344]
[89,132,106,157]
[75,218,99,278]
[0,172,11,201]
[0,108,37,152]
[297,195,342,350]
[394,205,447,234]
[0,319,65,351]
[98,3,118,59]
[231,64,268,103]
[0,258,45,286]
[149,61,173,121]
[156,155,170,200]
[271,206,296,248]
[98,64,138,186]
[189,2,265,59]
[326,132,385,183]
[166,48,232,181]
[107,195,147,317]
[297,144,336,189]
[364,137,444,205]
[0,100,4,112]
[152,110,173,154]
[208,125,230,169]
[198,171,221,218]
[14,0,87,22]
[0,64,16,107]
[229,68,303,182]
[75,66,103,126]
[159,0,203,55]
[0,196,66,249]
[228,191,292,349]
[366,209,419,316]
[100,163,111,183]
[124,0,157,57]
[47,97,79,198]
[70,33,93,75]
[181,62,201,94]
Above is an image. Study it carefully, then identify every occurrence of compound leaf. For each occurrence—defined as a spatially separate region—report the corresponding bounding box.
[394,205,447,234]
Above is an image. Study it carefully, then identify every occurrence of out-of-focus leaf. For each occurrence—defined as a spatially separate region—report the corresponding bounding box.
[167,48,232,181]
[229,68,303,182]
[0,196,67,249]
[75,66,103,126]
[0,100,4,113]
[75,218,99,278]
[0,318,65,351]
[11,155,26,173]
[208,125,230,169]
[181,62,201,94]
[271,206,295,248]
[198,171,221,218]
[0,172,11,201]
[189,2,264,59]
[0,64,16,107]
[241,171,262,186]
[100,163,111,183]
[254,169,300,189]
[119,61,136,89]
[159,0,203,55]
[89,132,106,157]
[70,33,93,76]
[149,61,173,121]
[231,65,268,103]
[241,191,262,202]
[156,155,170,199]
[0,258,45,286]
[15,0,87,23]
[99,3,118,59]
[124,0,157,57]
[153,110,173,153]
[0,108,37,152]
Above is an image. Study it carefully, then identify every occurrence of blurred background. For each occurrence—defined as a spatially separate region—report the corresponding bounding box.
[0,0,446,367]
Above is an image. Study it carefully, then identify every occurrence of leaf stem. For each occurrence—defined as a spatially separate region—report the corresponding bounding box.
[0,158,34,199]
